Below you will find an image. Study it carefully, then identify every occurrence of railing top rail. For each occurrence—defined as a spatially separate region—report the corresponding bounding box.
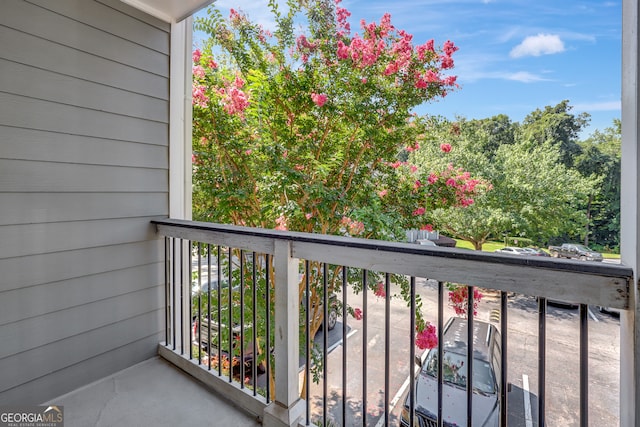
[152,218,632,308]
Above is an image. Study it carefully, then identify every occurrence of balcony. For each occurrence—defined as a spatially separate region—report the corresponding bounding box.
[79,218,629,427]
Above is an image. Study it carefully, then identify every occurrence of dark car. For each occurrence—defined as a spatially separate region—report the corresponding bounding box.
[401,317,501,427]
[521,247,551,257]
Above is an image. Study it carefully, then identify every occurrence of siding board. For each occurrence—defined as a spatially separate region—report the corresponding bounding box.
[25,0,170,53]
[0,240,164,293]
[1,126,167,168]
[0,60,168,123]
[0,193,168,226]
[0,286,163,360]
[0,311,163,396]
[0,263,164,327]
[2,336,161,405]
[0,93,167,145]
[1,0,169,76]
[0,26,168,99]
[0,217,161,259]
[0,159,167,193]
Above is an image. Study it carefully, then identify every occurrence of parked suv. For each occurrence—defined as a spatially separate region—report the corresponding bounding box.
[401,317,501,427]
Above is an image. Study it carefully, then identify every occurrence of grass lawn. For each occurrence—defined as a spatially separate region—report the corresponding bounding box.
[454,239,621,259]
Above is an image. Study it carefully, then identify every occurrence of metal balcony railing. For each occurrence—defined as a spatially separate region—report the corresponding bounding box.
[152,219,633,427]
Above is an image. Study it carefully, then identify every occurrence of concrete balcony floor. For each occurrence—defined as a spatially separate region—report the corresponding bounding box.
[48,356,261,427]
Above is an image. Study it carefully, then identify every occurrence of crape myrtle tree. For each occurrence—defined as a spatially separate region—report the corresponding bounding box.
[191,0,484,395]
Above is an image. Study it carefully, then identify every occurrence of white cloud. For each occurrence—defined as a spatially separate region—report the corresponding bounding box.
[506,71,549,83]
[510,34,565,58]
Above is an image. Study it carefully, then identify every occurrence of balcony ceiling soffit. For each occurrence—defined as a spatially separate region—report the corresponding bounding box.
[119,0,213,23]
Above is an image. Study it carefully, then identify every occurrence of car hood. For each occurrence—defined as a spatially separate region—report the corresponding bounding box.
[413,372,499,427]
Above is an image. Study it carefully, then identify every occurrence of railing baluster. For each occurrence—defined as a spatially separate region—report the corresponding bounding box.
[539,296,547,427]
[265,253,271,403]
[180,239,185,356]
[409,276,416,427]
[323,262,329,427]
[438,281,444,427]
[164,237,169,347]
[362,269,368,427]
[342,266,348,427]
[240,250,245,389]
[467,285,474,427]
[172,238,176,351]
[384,272,390,427]
[580,303,588,427]
[252,252,257,396]
[228,246,233,383]
[207,244,212,371]
[305,260,311,426]
[217,245,222,377]
[500,290,508,427]
[196,242,202,364]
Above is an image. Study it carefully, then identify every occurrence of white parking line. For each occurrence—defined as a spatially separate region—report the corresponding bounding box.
[326,328,358,354]
[523,374,533,427]
[374,367,418,427]
[374,351,426,427]
[588,307,599,322]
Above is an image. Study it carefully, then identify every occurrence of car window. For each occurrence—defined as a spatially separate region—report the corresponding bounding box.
[423,350,496,394]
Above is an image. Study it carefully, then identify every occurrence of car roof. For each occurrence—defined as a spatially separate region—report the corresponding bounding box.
[441,317,498,361]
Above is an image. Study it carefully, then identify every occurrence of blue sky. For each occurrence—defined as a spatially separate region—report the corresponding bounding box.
[195,0,621,137]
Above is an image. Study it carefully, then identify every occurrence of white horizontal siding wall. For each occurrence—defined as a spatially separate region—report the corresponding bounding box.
[0,0,169,404]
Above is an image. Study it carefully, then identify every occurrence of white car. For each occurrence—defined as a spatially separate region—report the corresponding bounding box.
[494,246,527,255]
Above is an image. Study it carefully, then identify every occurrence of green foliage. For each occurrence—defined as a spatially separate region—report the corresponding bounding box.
[410,114,594,248]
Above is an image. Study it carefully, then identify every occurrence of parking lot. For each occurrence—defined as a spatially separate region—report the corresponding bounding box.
[304,278,621,426]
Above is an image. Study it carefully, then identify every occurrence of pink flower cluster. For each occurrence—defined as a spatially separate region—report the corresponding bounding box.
[275,215,288,231]
[217,76,249,117]
[353,308,363,320]
[448,285,483,317]
[374,282,386,298]
[341,216,365,236]
[416,324,438,349]
[311,92,328,107]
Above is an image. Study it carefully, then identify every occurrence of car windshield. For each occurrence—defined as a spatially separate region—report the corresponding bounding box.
[422,350,496,394]
[573,245,593,252]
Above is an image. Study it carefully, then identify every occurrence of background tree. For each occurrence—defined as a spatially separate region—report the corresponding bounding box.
[574,120,621,249]
[411,115,593,249]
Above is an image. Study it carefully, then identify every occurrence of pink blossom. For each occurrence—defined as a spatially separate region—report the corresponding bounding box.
[440,143,452,153]
[416,324,438,350]
[294,164,305,171]
[374,282,386,298]
[192,49,201,63]
[361,77,368,84]
[208,59,218,69]
[410,165,418,173]
[353,308,363,320]
[448,286,483,317]
[337,41,350,60]
[414,180,422,190]
[377,189,388,198]
[311,93,328,107]
[245,149,252,155]
[420,224,434,232]
[305,213,313,220]
[193,65,205,79]
[283,150,288,159]
[192,84,209,107]
[428,173,438,184]
[275,215,288,231]
[412,207,426,216]
[446,178,456,187]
